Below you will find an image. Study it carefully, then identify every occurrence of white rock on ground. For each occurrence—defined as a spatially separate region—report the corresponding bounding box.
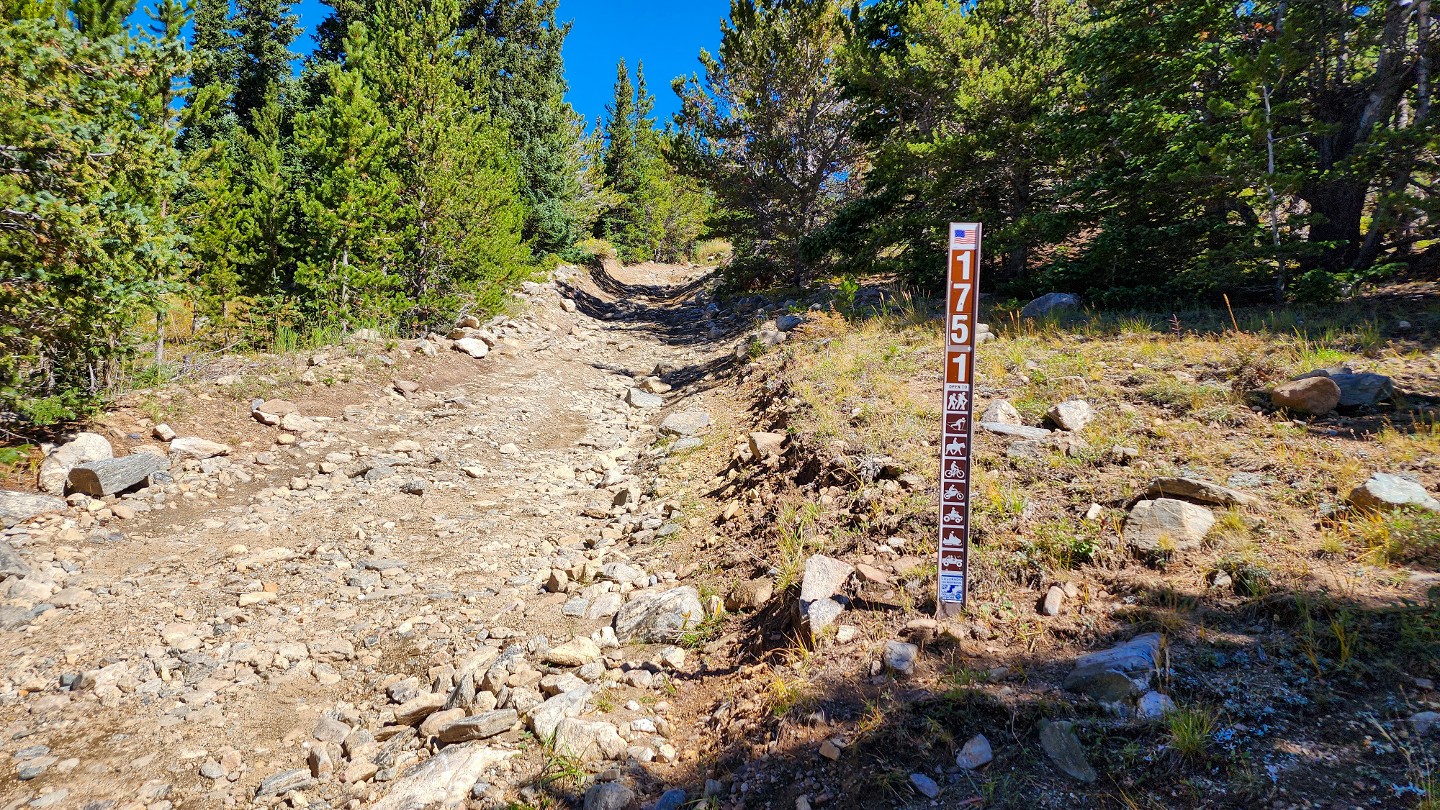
[1124,498,1214,553]
[38,432,112,494]
[1046,400,1094,432]
[169,436,232,460]
[612,587,704,642]
[1348,473,1440,512]
[368,745,515,810]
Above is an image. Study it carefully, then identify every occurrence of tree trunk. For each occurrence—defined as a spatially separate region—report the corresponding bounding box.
[1300,178,1368,271]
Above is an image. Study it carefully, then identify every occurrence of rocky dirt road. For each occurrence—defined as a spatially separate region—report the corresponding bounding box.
[0,262,740,810]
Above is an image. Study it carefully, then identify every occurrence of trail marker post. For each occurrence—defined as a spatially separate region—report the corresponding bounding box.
[938,222,981,617]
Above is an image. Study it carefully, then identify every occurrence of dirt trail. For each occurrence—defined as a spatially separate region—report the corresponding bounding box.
[0,262,745,810]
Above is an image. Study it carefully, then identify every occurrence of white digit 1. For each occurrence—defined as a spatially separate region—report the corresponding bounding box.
[950,353,969,383]
[953,250,972,281]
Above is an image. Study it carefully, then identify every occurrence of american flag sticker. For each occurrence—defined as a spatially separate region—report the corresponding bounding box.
[951,223,980,250]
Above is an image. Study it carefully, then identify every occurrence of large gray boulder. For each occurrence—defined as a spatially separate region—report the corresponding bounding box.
[1295,367,1394,407]
[1348,473,1440,513]
[38,433,112,494]
[1125,498,1214,553]
[612,587,704,642]
[1020,293,1080,319]
[0,491,65,529]
[1063,633,1162,703]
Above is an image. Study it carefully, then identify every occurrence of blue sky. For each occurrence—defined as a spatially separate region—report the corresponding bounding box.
[557,0,731,126]
[176,0,731,126]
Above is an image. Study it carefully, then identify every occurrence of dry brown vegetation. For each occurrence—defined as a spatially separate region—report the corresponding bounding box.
[662,284,1440,808]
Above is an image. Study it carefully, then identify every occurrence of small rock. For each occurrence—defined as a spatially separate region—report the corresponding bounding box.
[1410,711,1440,736]
[625,389,663,409]
[393,692,447,725]
[980,400,1021,425]
[153,423,177,441]
[553,717,626,762]
[1041,585,1064,616]
[1145,477,1258,507]
[1046,400,1094,432]
[1125,498,1214,553]
[454,338,490,359]
[1038,719,1096,783]
[368,745,514,810]
[170,437,232,460]
[582,781,635,810]
[252,399,299,424]
[747,431,786,461]
[543,638,601,667]
[979,422,1052,440]
[1135,691,1176,720]
[436,709,518,743]
[955,734,992,769]
[909,773,940,799]
[725,577,772,611]
[255,769,314,798]
[883,641,918,677]
[658,411,712,437]
[776,313,806,331]
[819,740,841,761]
[0,491,65,530]
[612,587,704,643]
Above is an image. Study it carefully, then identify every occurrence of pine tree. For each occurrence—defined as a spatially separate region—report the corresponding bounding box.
[674,0,859,284]
[72,0,135,38]
[462,0,583,256]
[232,0,298,131]
[0,7,183,423]
[293,23,403,325]
[182,0,238,153]
[601,60,657,261]
[231,92,295,296]
[562,114,619,240]
[602,60,639,204]
[359,0,529,330]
